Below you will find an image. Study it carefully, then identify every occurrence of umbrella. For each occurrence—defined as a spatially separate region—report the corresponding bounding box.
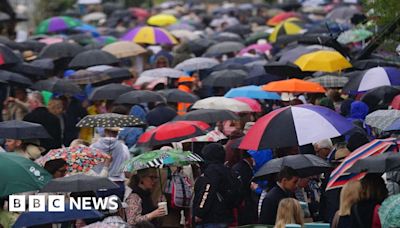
[239,105,353,150]
[68,66,131,86]
[347,152,400,173]
[352,59,400,70]
[327,6,360,21]
[308,75,349,88]
[365,110,400,131]
[238,43,273,56]
[147,14,177,27]
[140,68,187,78]
[68,50,119,69]
[210,16,239,28]
[201,69,247,88]
[38,42,84,60]
[13,205,103,227]
[253,154,331,180]
[225,85,281,100]
[0,70,32,87]
[73,23,100,36]
[129,7,150,20]
[0,153,52,197]
[35,16,80,34]
[224,24,252,36]
[174,109,239,123]
[211,32,243,43]
[36,145,111,174]
[187,38,216,57]
[192,97,253,113]
[294,50,352,73]
[262,78,326,93]
[158,89,199,103]
[203,41,245,57]
[121,26,178,45]
[180,129,227,143]
[167,22,195,31]
[175,57,219,71]
[95,36,117,45]
[245,31,269,45]
[337,28,373,44]
[102,41,146,58]
[385,118,400,131]
[82,12,106,23]
[171,30,200,41]
[88,83,134,100]
[269,18,303,43]
[38,36,64,45]
[32,78,82,95]
[0,44,22,66]
[277,45,332,64]
[40,174,119,192]
[233,97,262,112]
[76,113,145,128]
[361,86,400,111]
[137,121,210,148]
[115,90,166,104]
[379,194,400,228]
[343,67,400,93]
[0,120,50,139]
[123,149,203,172]
[267,12,300,26]
[264,62,311,79]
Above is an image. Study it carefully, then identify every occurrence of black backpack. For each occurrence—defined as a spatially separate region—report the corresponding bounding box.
[216,167,243,208]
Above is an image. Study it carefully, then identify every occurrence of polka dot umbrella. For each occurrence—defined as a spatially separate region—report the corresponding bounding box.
[76,113,145,128]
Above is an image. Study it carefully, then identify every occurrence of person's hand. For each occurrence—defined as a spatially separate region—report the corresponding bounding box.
[148,207,166,219]
[3,97,15,106]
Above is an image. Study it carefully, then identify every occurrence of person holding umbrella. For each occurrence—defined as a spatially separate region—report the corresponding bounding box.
[4,138,44,160]
[2,87,29,121]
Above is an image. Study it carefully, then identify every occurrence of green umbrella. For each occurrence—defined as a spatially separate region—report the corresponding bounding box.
[337,28,373,44]
[0,153,52,197]
[123,149,203,172]
[379,194,400,228]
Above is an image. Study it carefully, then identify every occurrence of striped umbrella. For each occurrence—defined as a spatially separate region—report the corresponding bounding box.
[121,26,178,45]
[36,16,80,34]
[327,138,396,190]
[269,18,303,43]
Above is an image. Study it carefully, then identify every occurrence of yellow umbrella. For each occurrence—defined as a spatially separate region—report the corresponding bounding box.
[294,50,352,72]
[147,14,178,27]
[269,18,303,43]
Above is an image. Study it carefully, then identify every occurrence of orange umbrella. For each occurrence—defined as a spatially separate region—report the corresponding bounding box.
[261,78,326,93]
[267,12,300,26]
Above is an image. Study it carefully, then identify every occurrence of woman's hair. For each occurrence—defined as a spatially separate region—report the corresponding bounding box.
[338,180,361,216]
[44,158,67,175]
[128,168,157,189]
[360,173,388,204]
[275,198,304,228]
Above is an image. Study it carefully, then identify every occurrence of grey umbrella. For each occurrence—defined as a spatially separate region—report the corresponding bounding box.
[158,89,199,103]
[115,90,166,104]
[38,42,84,60]
[211,32,243,43]
[308,75,349,88]
[0,70,32,87]
[204,41,245,57]
[68,50,119,69]
[40,174,119,192]
[89,83,134,100]
[326,6,360,21]
[174,109,239,123]
[32,77,82,95]
[140,68,186,78]
[347,152,400,173]
[277,45,332,63]
[0,120,50,139]
[175,57,219,71]
[201,69,247,87]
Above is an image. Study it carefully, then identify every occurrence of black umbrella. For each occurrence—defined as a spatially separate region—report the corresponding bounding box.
[361,86,400,112]
[8,59,54,80]
[32,78,82,95]
[253,154,332,180]
[0,120,50,139]
[188,38,216,57]
[157,89,199,103]
[18,40,46,52]
[89,83,134,100]
[174,109,239,123]
[0,70,32,87]
[211,32,244,43]
[0,44,22,66]
[204,41,245,57]
[244,65,282,86]
[67,34,94,46]
[38,42,84,60]
[68,66,131,86]
[352,59,400,70]
[115,90,166,104]
[264,62,310,79]
[347,152,400,173]
[40,174,119,192]
[201,69,247,87]
[68,50,119,69]
[224,24,252,36]
[76,113,145,128]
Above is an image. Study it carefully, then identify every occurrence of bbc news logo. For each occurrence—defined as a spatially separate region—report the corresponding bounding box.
[9,195,119,212]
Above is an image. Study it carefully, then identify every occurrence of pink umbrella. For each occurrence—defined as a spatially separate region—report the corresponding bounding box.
[238,43,273,56]
[233,97,262,112]
[391,95,400,110]
[39,37,64,45]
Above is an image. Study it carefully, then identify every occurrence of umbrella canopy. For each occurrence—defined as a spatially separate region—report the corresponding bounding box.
[68,65,131,86]
[365,110,400,131]
[211,32,243,43]
[147,14,177,26]
[0,120,50,139]
[385,118,400,131]
[121,26,178,45]
[167,22,196,31]
[204,41,245,57]
[175,57,219,71]
[225,85,281,100]
[262,78,326,93]
[115,90,166,104]
[267,12,301,26]
[238,43,273,56]
[32,77,82,95]
[379,194,400,228]
[264,62,311,78]
[239,105,353,150]
[277,45,332,64]
[35,16,80,34]
[269,18,303,43]
[337,28,373,45]
[0,44,22,66]
[253,154,331,180]
[76,113,145,128]
[123,149,203,172]
[294,50,352,72]
[102,41,146,58]
[308,75,349,88]
[0,70,32,87]
[88,83,134,100]
[326,6,360,21]
[343,67,400,93]
[94,36,117,45]
[40,174,119,192]
[38,42,84,60]
[171,29,200,41]
[68,50,119,69]
[174,109,239,123]
[140,68,187,78]
[137,121,210,148]
[36,145,110,174]
[192,97,253,113]
[82,12,106,23]
[361,86,400,111]
[158,89,199,103]
[346,152,400,173]
[233,97,262,112]
[201,69,247,87]
[180,129,227,143]
[0,153,52,197]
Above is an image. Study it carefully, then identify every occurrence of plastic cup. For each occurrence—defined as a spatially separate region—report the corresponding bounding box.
[158,202,168,216]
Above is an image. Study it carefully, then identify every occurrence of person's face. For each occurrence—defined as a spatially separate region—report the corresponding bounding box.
[5,139,22,151]
[282,176,299,192]
[156,58,168,68]
[316,147,331,159]
[141,173,158,190]
[53,165,67,178]
[27,97,39,111]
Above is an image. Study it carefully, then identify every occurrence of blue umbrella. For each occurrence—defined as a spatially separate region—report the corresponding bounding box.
[225,85,281,100]
[385,118,400,131]
[74,23,100,37]
[13,204,103,227]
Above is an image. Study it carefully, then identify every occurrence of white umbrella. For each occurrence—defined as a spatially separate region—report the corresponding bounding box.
[82,12,106,23]
[175,57,219,71]
[192,97,253,113]
[78,0,101,4]
[140,68,187,78]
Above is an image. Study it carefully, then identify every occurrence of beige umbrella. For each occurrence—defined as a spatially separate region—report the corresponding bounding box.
[192,97,253,113]
[102,41,146,59]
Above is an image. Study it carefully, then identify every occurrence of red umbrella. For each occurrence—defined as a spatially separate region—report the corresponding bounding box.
[233,97,262,112]
[137,121,210,148]
[129,7,150,20]
[267,12,300,26]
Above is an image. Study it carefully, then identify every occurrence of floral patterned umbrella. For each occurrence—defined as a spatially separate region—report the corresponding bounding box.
[36,145,110,173]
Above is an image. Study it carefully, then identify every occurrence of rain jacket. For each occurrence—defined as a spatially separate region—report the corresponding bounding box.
[346,101,371,139]
[177,84,193,115]
[118,105,147,148]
